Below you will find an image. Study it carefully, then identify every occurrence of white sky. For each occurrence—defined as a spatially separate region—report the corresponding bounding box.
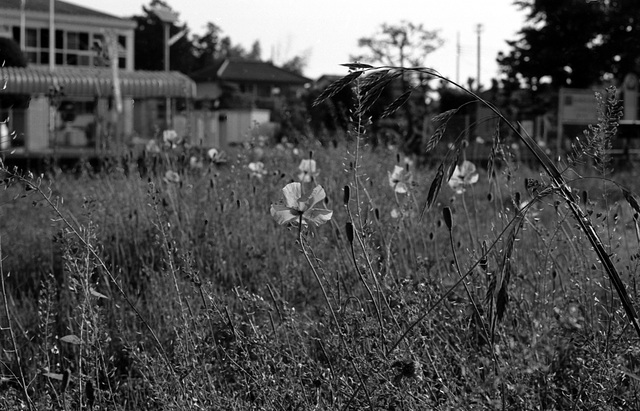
[77,0,527,84]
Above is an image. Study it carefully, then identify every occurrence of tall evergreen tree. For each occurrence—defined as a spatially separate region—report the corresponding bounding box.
[132,0,194,73]
[499,0,640,89]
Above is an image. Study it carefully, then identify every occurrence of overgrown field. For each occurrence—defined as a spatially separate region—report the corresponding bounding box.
[3,72,640,410]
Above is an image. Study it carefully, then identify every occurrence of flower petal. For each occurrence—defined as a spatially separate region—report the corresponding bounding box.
[299,159,317,173]
[466,172,479,185]
[298,172,312,182]
[447,174,463,189]
[460,160,477,175]
[304,209,333,226]
[303,185,327,210]
[394,182,408,194]
[388,165,404,187]
[207,148,219,159]
[270,204,300,225]
[281,183,302,209]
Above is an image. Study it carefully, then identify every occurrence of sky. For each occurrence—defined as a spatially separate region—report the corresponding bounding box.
[77,0,528,85]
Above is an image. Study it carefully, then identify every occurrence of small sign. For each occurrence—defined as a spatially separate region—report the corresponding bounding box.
[558,88,598,125]
[556,88,600,151]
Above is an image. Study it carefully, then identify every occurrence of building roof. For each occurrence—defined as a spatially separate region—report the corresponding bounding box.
[190,58,311,85]
[0,66,196,98]
[1,0,124,21]
[314,74,344,89]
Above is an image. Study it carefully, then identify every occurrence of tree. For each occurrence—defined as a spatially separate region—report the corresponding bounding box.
[191,22,249,71]
[0,38,28,67]
[0,38,30,111]
[352,21,443,68]
[351,21,444,153]
[132,0,195,73]
[499,0,640,89]
[281,54,308,76]
[246,41,262,61]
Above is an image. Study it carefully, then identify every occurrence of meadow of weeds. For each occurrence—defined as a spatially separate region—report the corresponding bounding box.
[2,67,640,410]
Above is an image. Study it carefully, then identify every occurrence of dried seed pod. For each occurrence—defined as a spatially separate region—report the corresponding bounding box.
[346,222,354,244]
[86,380,95,407]
[61,369,70,394]
[443,207,453,231]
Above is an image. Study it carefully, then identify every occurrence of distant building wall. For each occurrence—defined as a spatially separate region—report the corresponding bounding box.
[25,95,48,151]
[195,83,223,100]
[192,110,220,148]
[220,108,271,145]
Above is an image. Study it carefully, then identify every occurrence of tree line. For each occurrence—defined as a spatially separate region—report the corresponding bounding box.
[134,0,305,75]
[2,0,638,153]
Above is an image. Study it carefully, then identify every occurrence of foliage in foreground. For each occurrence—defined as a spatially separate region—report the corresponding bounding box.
[2,68,640,410]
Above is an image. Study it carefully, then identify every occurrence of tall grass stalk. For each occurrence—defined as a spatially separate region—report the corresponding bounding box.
[349,65,640,338]
[1,167,179,379]
[3,62,640,408]
[0,237,34,410]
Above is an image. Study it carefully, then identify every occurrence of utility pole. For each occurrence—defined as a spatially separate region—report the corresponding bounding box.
[49,0,55,71]
[151,5,179,129]
[476,23,483,91]
[20,0,26,52]
[456,31,460,84]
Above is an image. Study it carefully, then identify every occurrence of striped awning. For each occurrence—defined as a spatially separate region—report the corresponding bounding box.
[0,66,196,98]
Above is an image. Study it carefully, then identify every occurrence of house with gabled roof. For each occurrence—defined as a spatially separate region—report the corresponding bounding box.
[0,0,196,157]
[188,58,311,146]
[190,58,310,103]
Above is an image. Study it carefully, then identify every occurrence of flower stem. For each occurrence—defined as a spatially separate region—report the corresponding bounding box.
[298,216,340,332]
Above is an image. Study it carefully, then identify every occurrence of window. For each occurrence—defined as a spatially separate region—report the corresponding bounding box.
[40,29,49,50]
[67,32,89,51]
[67,32,80,50]
[40,51,49,65]
[25,51,37,64]
[11,26,129,68]
[55,30,64,50]
[66,53,78,66]
[93,33,105,50]
[26,28,37,48]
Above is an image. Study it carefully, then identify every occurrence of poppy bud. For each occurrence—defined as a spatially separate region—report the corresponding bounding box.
[443,207,452,231]
[346,222,354,244]
[480,241,488,271]
[61,369,70,394]
[479,255,488,272]
[343,185,350,205]
[86,380,95,407]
